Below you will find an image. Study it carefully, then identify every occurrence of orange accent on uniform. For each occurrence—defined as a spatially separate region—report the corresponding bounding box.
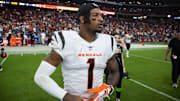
[78,54,81,56]
[88,84,110,94]
[78,53,102,57]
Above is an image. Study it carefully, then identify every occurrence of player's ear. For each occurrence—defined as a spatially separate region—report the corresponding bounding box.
[79,16,85,24]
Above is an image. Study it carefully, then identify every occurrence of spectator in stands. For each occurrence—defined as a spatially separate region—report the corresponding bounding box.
[40,30,46,45]
[0,5,179,47]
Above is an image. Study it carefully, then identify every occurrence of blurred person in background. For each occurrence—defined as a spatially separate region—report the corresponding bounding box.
[165,31,180,88]
[0,34,3,71]
[7,32,11,46]
[40,30,46,45]
[124,31,133,58]
[0,35,7,71]
[114,34,128,101]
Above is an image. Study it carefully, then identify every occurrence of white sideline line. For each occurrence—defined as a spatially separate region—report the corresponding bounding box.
[131,54,171,64]
[7,51,49,55]
[129,79,180,101]
[0,55,9,65]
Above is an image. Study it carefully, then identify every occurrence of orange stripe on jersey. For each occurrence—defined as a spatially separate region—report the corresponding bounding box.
[78,54,81,56]
[88,84,110,93]
[78,53,102,57]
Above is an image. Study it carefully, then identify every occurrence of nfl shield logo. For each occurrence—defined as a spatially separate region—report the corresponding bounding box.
[88,46,93,51]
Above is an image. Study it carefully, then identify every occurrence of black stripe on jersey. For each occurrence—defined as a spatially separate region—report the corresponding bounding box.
[53,33,58,42]
[111,37,114,51]
[58,31,65,49]
[87,58,95,89]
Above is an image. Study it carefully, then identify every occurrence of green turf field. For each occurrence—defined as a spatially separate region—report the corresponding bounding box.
[0,48,180,101]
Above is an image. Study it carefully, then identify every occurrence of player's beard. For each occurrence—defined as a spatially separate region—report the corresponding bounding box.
[95,26,103,33]
[96,30,102,33]
[177,33,180,40]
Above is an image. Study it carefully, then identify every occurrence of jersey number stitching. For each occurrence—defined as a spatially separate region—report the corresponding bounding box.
[87,58,95,89]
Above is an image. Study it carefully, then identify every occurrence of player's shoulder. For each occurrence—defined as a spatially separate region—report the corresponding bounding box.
[54,30,77,36]
[53,30,78,41]
[62,30,78,34]
[98,33,114,39]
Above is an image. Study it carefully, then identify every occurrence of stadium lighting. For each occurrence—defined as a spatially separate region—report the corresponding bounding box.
[11,2,18,5]
[57,6,79,11]
[167,15,171,18]
[143,16,147,19]
[137,16,147,20]
[133,16,137,19]
[174,17,180,19]
[32,4,36,7]
[101,10,115,15]
[1,1,116,15]
[137,1,141,5]
[0,1,10,4]
[35,4,39,7]
[25,3,29,6]
[19,2,25,6]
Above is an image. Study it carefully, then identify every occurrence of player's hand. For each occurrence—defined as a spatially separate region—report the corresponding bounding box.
[63,93,82,101]
[123,72,128,77]
[88,84,113,101]
[164,55,168,61]
[123,72,130,79]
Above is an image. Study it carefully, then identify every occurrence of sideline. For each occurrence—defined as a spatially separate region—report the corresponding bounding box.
[131,54,171,64]
[129,78,180,101]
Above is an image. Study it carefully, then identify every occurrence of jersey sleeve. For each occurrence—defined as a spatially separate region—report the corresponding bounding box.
[49,31,65,58]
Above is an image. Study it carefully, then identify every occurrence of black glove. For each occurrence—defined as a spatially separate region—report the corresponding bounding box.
[123,72,130,79]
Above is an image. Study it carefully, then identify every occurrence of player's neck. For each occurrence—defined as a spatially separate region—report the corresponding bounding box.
[176,35,180,40]
[79,29,97,43]
[177,37,180,40]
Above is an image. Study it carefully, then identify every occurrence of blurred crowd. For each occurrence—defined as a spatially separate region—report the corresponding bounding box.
[0,6,179,46]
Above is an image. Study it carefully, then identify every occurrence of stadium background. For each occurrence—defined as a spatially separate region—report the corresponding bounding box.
[0,0,180,101]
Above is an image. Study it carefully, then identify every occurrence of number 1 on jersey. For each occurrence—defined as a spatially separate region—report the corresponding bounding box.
[87,58,95,89]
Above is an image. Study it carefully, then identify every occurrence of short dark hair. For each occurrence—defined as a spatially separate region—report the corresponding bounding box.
[77,3,99,24]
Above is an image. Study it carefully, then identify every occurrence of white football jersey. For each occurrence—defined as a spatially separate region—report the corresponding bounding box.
[49,30,117,99]
[125,34,133,43]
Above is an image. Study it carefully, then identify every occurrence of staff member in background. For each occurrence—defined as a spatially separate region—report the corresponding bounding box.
[165,31,180,88]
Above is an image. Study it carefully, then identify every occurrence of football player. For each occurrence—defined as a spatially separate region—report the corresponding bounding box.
[34,3,119,101]
[124,31,133,58]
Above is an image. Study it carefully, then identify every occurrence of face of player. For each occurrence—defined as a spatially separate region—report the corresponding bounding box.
[114,35,120,43]
[88,8,104,33]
